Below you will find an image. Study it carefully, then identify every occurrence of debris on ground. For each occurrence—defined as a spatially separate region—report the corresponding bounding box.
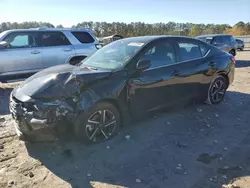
[197,108,202,112]
[125,135,130,140]
[222,183,240,188]
[135,179,142,183]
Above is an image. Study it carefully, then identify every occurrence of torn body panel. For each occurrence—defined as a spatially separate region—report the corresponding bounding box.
[9,65,130,139]
[10,90,75,138]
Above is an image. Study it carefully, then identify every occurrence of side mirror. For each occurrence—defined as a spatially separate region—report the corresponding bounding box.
[0,41,8,48]
[136,59,151,71]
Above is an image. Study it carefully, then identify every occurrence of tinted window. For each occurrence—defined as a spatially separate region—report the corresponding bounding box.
[199,43,209,56]
[197,37,212,44]
[236,39,241,43]
[221,36,230,43]
[3,32,40,48]
[141,42,176,68]
[212,36,221,44]
[41,32,71,47]
[71,31,94,43]
[229,36,235,42]
[178,42,202,61]
[236,39,243,44]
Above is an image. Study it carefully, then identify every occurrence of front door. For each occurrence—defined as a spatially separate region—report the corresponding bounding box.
[0,31,43,80]
[39,31,75,68]
[128,39,181,116]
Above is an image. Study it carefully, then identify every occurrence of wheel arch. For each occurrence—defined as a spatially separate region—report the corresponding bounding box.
[217,72,229,88]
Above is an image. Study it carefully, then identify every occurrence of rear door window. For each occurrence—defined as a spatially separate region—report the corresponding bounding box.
[41,32,71,47]
[212,36,221,44]
[221,36,230,43]
[178,42,202,61]
[71,31,95,43]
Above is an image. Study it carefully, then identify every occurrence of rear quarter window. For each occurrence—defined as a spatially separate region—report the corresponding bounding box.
[71,31,95,43]
[199,42,209,56]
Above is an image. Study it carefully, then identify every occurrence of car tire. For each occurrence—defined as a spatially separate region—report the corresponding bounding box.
[74,102,121,144]
[205,75,227,105]
[229,49,236,56]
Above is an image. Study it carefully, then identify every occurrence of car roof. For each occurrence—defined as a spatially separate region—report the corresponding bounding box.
[2,27,94,33]
[119,35,197,43]
[196,34,232,38]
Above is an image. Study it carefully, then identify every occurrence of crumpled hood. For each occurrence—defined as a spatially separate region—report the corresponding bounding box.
[13,64,112,100]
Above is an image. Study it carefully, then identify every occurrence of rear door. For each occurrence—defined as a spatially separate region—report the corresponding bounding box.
[0,31,43,79]
[172,38,210,101]
[40,31,75,68]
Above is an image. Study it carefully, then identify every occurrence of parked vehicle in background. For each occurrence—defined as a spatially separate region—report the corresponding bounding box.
[0,28,101,82]
[235,38,245,51]
[10,36,235,144]
[99,34,123,46]
[196,34,237,56]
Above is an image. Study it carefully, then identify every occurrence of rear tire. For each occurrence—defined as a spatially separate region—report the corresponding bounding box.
[74,102,121,144]
[229,49,236,56]
[205,75,227,105]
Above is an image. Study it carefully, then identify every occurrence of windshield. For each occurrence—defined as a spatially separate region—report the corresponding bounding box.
[81,38,145,70]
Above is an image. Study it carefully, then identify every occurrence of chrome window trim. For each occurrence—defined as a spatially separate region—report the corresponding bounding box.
[145,49,211,71]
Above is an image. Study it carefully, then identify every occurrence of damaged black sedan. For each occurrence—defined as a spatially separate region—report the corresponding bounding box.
[10,36,235,143]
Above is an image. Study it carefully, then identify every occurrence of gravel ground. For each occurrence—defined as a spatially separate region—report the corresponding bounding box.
[0,50,250,188]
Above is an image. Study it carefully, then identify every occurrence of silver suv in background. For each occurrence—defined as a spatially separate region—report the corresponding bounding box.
[0,28,101,82]
[196,34,237,56]
[235,38,245,51]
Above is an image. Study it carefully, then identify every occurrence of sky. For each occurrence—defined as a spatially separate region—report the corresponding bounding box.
[0,0,249,27]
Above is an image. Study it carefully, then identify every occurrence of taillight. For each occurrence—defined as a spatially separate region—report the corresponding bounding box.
[230,56,236,63]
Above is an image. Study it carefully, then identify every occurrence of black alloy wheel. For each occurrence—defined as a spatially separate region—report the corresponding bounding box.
[206,76,227,105]
[229,49,236,56]
[74,102,120,144]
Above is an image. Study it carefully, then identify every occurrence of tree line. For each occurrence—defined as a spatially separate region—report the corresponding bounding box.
[0,21,249,37]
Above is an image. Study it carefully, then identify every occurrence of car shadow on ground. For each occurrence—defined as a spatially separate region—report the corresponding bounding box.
[25,90,250,188]
[235,60,250,68]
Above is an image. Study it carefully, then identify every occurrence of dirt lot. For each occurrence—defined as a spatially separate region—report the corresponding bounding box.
[0,50,250,188]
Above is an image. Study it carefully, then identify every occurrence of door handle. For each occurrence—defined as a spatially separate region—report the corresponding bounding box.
[63,48,72,52]
[171,70,181,76]
[31,50,40,54]
[208,61,216,67]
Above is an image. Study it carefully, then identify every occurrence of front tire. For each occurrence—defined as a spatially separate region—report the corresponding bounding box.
[74,102,121,144]
[206,75,227,105]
